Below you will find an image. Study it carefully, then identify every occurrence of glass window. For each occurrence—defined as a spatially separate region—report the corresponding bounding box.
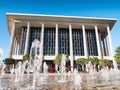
[58,28,70,55]
[44,27,55,55]
[86,29,98,56]
[72,29,84,56]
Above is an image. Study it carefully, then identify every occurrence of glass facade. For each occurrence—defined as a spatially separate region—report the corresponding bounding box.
[86,29,98,56]
[19,26,99,57]
[44,27,55,55]
[58,28,70,55]
[72,29,84,56]
[19,27,27,55]
[30,27,41,55]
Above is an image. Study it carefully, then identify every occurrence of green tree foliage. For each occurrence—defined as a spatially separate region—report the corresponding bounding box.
[89,57,99,65]
[76,58,87,65]
[4,58,15,65]
[115,56,120,64]
[22,53,35,62]
[53,54,69,64]
[53,54,62,65]
[115,46,120,64]
[99,59,110,66]
[22,53,30,62]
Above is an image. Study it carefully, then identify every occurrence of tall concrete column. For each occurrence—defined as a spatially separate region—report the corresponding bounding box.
[14,39,17,55]
[40,23,44,57]
[99,32,103,58]
[17,43,19,55]
[105,36,109,56]
[8,21,16,58]
[12,38,16,55]
[24,22,30,55]
[107,26,117,69]
[69,24,74,72]
[82,25,88,58]
[95,26,102,59]
[55,24,58,55]
[107,26,114,57]
[55,24,58,72]
[101,40,105,56]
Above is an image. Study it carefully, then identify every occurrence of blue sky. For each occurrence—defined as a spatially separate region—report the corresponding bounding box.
[0,0,120,60]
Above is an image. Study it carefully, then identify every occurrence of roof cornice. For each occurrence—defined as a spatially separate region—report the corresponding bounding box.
[6,12,117,21]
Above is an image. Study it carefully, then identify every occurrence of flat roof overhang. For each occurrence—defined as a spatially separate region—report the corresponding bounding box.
[6,13,117,35]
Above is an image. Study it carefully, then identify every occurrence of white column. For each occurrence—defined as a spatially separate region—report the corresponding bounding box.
[17,43,19,55]
[24,22,30,55]
[105,37,109,56]
[8,21,16,58]
[55,24,58,55]
[107,26,118,69]
[69,24,74,72]
[55,24,58,72]
[99,33,103,58]
[95,26,102,59]
[101,40,105,56]
[40,23,44,57]
[14,39,17,55]
[12,38,16,55]
[107,26,114,57]
[82,25,88,58]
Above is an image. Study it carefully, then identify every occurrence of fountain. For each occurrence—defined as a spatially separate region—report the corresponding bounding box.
[1,41,120,89]
[43,61,48,73]
[74,68,82,90]
[58,54,67,83]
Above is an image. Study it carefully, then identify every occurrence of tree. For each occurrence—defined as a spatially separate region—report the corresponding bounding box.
[22,53,34,62]
[53,54,62,65]
[53,54,62,72]
[4,58,16,65]
[76,58,87,71]
[115,46,120,64]
[22,53,30,62]
[76,58,86,65]
[53,54,70,72]
[89,57,99,65]
[99,59,110,66]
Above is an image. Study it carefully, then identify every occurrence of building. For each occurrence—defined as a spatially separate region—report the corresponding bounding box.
[7,13,116,72]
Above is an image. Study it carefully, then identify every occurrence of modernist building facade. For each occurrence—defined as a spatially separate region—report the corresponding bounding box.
[7,13,116,71]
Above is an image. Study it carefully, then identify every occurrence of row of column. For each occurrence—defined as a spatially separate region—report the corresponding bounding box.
[8,21,114,71]
[12,38,19,55]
